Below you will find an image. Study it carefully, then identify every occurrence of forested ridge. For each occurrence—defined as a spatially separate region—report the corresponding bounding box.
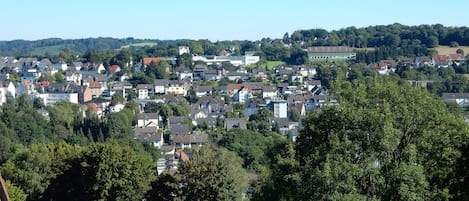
[2,23,469,58]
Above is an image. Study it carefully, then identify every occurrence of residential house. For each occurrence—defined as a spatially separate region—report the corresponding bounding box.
[252,68,268,80]
[194,86,212,97]
[178,70,193,81]
[34,83,91,105]
[108,65,121,75]
[38,58,53,72]
[433,55,450,67]
[154,79,169,94]
[227,83,252,103]
[166,80,189,96]
[442,93,469,107]
[194,117,218,129]
[415,56,434,67]
[85,98,112,117]
[133,126,163,148]
[203,69,219,81]
[269,117,290,135]
[178,46,190,55]
[449,53,466,65]
[224,118,247,131]
[137,84,154,99]
[70,62,83,71]
[53,61,68,71]
[244,100,267,116]
[64,71,82,84]
[262,86,278,99]
[193,96,226,114]
[107,81,132,98]
[172,133,208,149]
[226,72,249,81]
[170,124,190,136]
[137,113,159,128]
[268,100,288,118]
[89,79,104,98]
[143,57,166,66]
[0,81,16,105]
[289,73,304,84]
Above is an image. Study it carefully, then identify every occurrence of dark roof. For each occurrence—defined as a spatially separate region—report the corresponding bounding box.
[224,118,247,130]
[194,86,213,92]
[137,84,154,89]
[172,133,208,144]
[307,46,352,53]
[169,116,186,125]
[170,124,190,135]
[269,118,289,127]
[443,93,469,99]
[137,113,159,120]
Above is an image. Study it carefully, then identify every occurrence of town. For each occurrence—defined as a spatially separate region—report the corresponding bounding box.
[2,23,469,201]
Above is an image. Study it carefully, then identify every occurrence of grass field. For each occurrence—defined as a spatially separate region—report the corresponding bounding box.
[433,46,469,55]
[120,42,157,49]
[261,61,285,70]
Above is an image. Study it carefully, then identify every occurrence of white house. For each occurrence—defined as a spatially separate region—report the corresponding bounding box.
[0,81,16,105]
[137,113,160,128]
[269,100,288,118]
[34,93,78,105]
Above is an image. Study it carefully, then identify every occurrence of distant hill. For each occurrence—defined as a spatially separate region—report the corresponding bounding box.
[0,37,167,57]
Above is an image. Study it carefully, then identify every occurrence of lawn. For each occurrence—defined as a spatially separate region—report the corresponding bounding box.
[261,61,285,70]
[433,46,469,55]
[120,42,157,49]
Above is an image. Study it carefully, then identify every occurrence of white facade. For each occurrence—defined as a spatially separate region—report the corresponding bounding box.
[138,88,149,99]
[34,93,78,105]
[166,85,187,96]
[192,55,260,66]
[178,46,190,55]
[272,100,288,118]
[0,81,16,105]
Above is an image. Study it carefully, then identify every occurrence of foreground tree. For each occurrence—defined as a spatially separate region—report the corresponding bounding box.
[178,146,248,201]
[295,77,469,200]
[44,142,155,201]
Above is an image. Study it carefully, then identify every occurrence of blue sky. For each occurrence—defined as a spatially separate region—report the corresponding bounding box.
[1,0,467,41]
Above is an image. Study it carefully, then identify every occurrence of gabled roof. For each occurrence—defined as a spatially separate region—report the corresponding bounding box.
[137,113,159,120]
[173,133,208,144]
[108,65,120,72]
[137,84,154,89]
[169,116,186,125]
[170,124,190,135]
[227,83,252,91]
[175,150,189,161]
[143,57,166,65]
[194,86,213,92]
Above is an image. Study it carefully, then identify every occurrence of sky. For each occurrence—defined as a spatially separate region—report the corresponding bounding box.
[1,0,468,41]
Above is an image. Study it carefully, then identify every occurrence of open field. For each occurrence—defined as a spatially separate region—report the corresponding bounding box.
[261,61,285,70]
[120,42,157,49]
[433,46,469,55]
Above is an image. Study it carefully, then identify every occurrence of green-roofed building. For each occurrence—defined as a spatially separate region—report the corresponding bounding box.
[307,46,356,62]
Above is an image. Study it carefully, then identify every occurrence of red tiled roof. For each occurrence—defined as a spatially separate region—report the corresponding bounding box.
[432,55,449,61]
[175,150,189,161]
[143,57,166,65]
[40,80,50,87]
[108,65,120,72]
[89,81,102,88]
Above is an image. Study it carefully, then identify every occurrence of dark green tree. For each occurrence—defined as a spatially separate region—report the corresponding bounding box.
[178,146,248,201]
